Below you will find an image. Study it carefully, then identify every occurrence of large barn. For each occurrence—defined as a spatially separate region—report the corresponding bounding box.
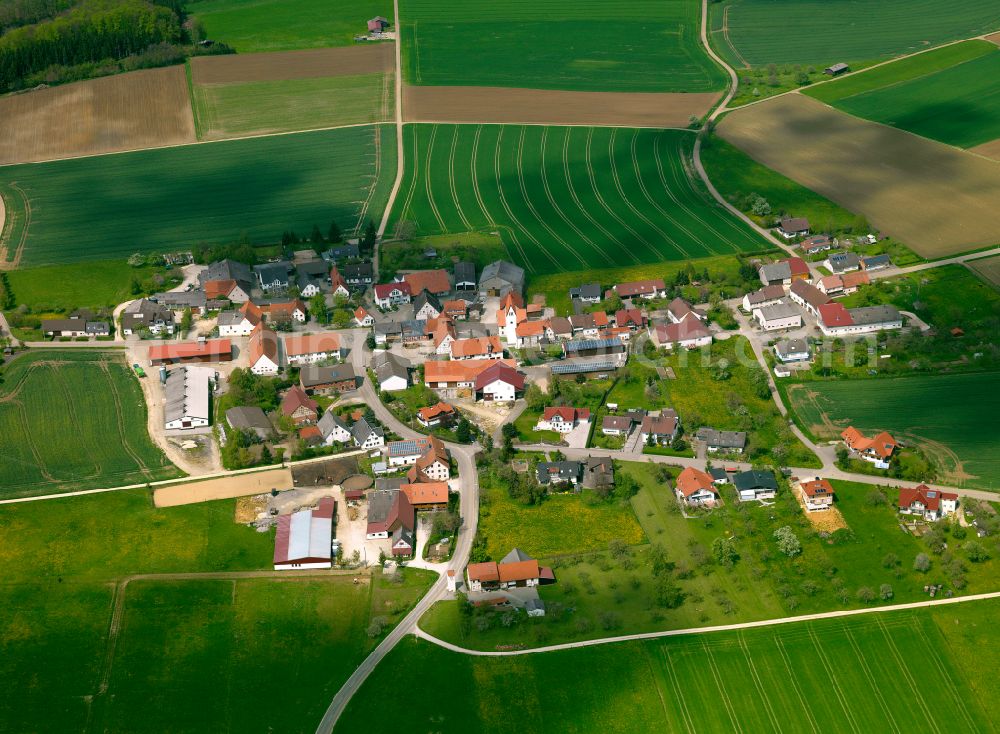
[273,498,335,570]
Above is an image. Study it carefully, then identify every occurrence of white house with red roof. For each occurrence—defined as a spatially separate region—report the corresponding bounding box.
[650,317,712,350]
[798,477,835,511]
[475,362,524,402]
[273,498,334,570]
[354,306,375,327]
[841,426,897,469]
[674,467,719,507]
[899,484,958,521]
[373,281,412,309]
[535,406,591,434]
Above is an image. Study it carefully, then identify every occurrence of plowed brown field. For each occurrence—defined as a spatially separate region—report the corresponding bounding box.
[402,85,721,128]
[0,66,195,165]
[190,44,393,84]
[718,94,1000,258]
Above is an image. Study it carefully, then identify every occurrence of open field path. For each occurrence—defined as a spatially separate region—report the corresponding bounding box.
[372,0,405,277]
[414,589,1000,657]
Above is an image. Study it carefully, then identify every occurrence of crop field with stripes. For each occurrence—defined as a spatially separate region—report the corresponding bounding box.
[338,602,997,733]
[392,124,769,276]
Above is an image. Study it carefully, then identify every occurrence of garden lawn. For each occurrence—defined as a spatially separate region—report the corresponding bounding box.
[1,125,395,267]
[393,124,769,277]
[0,351,180,498]
[709,0,1000,68]
[346,600,998,732]
[828,46,1000,148]
[4,260,175,311]
[401,0,724,93]
[192,72,393,140]
[785,373,1000,490]
[188,0,391,52]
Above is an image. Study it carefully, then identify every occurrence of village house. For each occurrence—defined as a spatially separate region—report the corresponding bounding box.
[402,269,451,297]
[429,317,457,355]
[226,405,273,441]
[817,271,870,296]
[475,361,524,402]
[734,470,778,502]
[535,407,591,434]
[408,436,451,482]
[818,303,902,337]
[479,260,525,298]
[372,352,410,392]
[148,338,233,366]
[273,498,335,570]
[536,461,583,488]
[442,299,468,320]
[602,415,634,436]
[774,338,811,363]
[328,266,350,298]
[825,252,861,274]
[898,484,958,521]
[151,290,207,315]
[544,316,575,342]
[466,548,553,593]
[650,318,712,350]
[424,358,518,391]
[280,385,319,426]
[417,402,456,428]
[798,477,835,511]
[260,299,308,324]
[121,299,175,336]
[300,364,357,394]
[414,289,443,320]
[317,411,352,445]
[742,283,786,312]
[254,261,292,292]
[614,308,646,331]
[296,261,330,297]
[283,333,343,366]
[203,278,249,304]
[569,282,602,304]
[563,336,626,364]
[753,300,802,331]
[614,278,666,301]
[450,335,503,361]
[217,310,255,336]
[582,456,615,490]
[352,417,385,450]
[789,279,832,317]
[759,257,809,286]
[777,217,810,239]
[697,427,747,453]
[163,366,212,431]
[674,467,719,506]
[366,489,415,557]
[842,426,897,468]
[354,307,375,327]
[861,254,892,271]
[640,411,680,445]
[248,323,280,375]
[801,234,835,255]
[568,312,609,338]
[321,243,360,262]
[199,260,254,301]
[401,482,450,511]
[341,261,374,289]
[667,298,705,324]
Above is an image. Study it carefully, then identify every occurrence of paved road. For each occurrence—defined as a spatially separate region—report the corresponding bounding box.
[414,589,1000,657]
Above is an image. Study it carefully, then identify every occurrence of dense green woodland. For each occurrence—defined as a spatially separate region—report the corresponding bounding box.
[0,0,228,90]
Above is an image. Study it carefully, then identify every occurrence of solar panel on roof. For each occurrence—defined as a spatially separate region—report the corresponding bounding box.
[551,359,618,374]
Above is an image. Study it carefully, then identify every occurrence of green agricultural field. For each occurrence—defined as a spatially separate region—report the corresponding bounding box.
[786,372,1000,490]
[401,0,724,92]
[342,600,999,732]
[5,259,178,311]
[192,72,394,140]
[0,489,435,732]
[0,125,395,267]
[393,124,768,276]
[822,47,1000,148]
[710,0,1000,68]
[188,0,392,52]
[0,351,180,499]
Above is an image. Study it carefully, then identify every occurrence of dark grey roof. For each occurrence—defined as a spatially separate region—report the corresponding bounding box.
[217,310,249,326]
[828,252,861,272]
[375,477,405,491]
[775,338,810,357]
[85,321,110,334]
[351,416,383,444]
[318,410,350,439]
[373,352,409,384]
[297,261,330,278]
[454,261,476,285]
[342,261,374,281]
[733,470,778,492]
[756,301,800,320]
[374,322,403,336]
[413,289,442,314]
[862,254,891,267]
[501,548,534,564]
[697,427,747,449]
[254,261,292,285]
[152,291,207,309]
[479,260,525,293]
[367,489,395,524]
[569,283,602,300]
[709,467,729,482]
[300,364,356,388]
[199,259,253,288]
[535,461,582,485]
[322,244,360,261]
[225,406,272,437]
[760,262,791,282]
[564,337,625,354]
[849,305,901,326]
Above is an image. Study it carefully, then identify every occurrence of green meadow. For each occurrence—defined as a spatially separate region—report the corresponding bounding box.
[0,125,395,267]
[401,0,725,92]
[710,0,1000,68]
[188,0,392,52]
[393,124,768,276]
[344,598,999,732]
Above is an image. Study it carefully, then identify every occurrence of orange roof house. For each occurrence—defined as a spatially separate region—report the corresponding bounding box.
[204,279,237,300]
[674,467,717,499]
[450,335,503,359]
[417,402,456,425]
[400,481,449,507]
[403,269,451,295]
[841,426,897,467]
[148,338,233,365]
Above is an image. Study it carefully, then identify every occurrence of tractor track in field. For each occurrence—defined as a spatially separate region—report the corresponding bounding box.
[398,125,421,222]
[0,182,31,270]
[738,630,783,733]
[808,627,862,734]
[528,128,592,269]
[355,124,382,235]
[491,128,553,270]
[560,128,624,261]
[423,124,447,231]
[583,129,644,264]
[660,649,695,734]
[914,621,981,732]
[702,639,743,733]
[774,634,821,734]
[98,359,153,480]
[469,126,529,268]
[513,127,583,269]
[447,126,472,230]
[875,617,942,733]
[844,628,901,733]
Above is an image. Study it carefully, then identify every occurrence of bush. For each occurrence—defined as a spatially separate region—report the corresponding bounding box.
[881,553,899,569]
[913,553,931,573]
[879,584,894,600]
[366,616,388,638]
[654,575,685,609]
[712,536,740,568]
[856,586,876,603]
[773,526,801,557]
[963,541,989,563]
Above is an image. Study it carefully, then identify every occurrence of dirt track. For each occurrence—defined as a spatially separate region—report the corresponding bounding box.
[403,85,721,128]
[986,31,1000,46]
[153,467,293,507]
[718,94,1000,258]
[190,45,393,84]
[0,66,195,165]
[971,137,1000,161]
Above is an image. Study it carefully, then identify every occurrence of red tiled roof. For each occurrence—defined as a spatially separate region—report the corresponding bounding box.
[417,402,455,421]
[451,336,502,358]
[819,302,853,327]
[474,362,525,391]
[204,279,237,299]
[898,483,957,512]
[800,478,833,498]
[248,322,279,365]
[785,257,809,277]
[542,406,590,423]
[616,279,665,297]
[148,338,232,362]
[281,385,318,416]
[675,467,716,498]
[401,482,449,505]
[239,300,264,325]
[403,269,450,295]
[374,281,411,300]
[841,426,897,459]
[283,332,341,357]
[424,358,516,384]
[654,318,711,344]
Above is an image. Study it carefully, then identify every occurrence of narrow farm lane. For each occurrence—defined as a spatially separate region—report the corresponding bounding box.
[414,589,1000,657]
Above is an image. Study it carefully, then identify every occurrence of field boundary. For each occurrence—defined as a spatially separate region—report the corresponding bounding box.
[415,589,1000,657]
[0,182,31,269]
